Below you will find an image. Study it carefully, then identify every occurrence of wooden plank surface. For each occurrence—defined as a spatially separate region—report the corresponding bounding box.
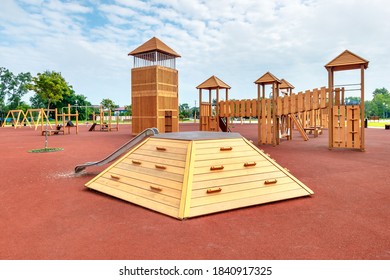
[304,90,311,111]
[98,175,182,201]
[332,106,340,147]
[266,99,272,144]
[189,189,311,218]
[251,99,257,117]
[191,181,309,207]
[347,106,353,148]
[313,88,319,110]
[353,106,361,148]
[89,181,180,218]
[291,94,297,114]
[298,92,303,112]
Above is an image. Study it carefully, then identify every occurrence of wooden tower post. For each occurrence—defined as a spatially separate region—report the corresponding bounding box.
[254,72,282,146]
[128,37,181,135]
[325,50,369,151]
[196,75,231,132]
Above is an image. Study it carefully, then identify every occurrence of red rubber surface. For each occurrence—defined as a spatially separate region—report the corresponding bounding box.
[0,124,389,259]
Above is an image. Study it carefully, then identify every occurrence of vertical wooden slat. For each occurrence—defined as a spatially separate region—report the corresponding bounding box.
[312,88,319,110]
[298,92,303,112]
[251,99,257,118]
[354,106,361,148]
[283,96,290,115]
[320,87,327,109]
[222,100,227,117]
[304,90,311,112]
[276,96,283,116]
[261,99,267,144]
[240,99,246,117]
[334,88,340,106]
[245,99,251,117]
[234,100,240,118]
[291,93,297,114]
[267,99,272,144]
[339,105,346,147]
[333,106,340,147]
[229,100,234,118]
[346,106,353,148]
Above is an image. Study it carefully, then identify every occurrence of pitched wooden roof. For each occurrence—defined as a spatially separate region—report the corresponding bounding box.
[325,50,368,71]
[254,71,281,85]
[128,37,181,57]
[196,75,231,89]
[279,79,294,89]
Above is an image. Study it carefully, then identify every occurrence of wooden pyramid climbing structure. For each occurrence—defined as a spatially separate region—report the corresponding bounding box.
[85,132,313,219]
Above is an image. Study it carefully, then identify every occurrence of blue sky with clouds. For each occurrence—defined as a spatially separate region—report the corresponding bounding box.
[1,0,389,107]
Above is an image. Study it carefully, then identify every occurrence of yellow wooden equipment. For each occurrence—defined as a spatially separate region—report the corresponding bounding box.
[85,132,313,219]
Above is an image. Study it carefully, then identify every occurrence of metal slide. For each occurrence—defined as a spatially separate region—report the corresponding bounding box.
[74,127,159,173]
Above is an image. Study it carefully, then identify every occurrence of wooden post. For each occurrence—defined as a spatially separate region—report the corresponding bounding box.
[328,69,334,149]
[274,82,280,146]
[76,109,79,134]
[199,89,202,131]
[216,87,219,130]
[225,88,229,130]
[257,85,262,145]
[360,65,365,151]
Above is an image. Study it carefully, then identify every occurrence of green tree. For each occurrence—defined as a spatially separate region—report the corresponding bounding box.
[28,71,72,148]
[124,105,132,116]
[190,106,199,119]
[365,87,390,118]
[30,88,92,120]
[0,67,32,110]
[344,97,360,105]
[0,67,13,109]
[179,103,190,119]
[101,98,117,111]
[59,92,91,120]
[373,87,390,96]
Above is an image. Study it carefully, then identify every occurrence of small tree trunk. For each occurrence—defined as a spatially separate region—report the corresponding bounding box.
[45,100,51,149]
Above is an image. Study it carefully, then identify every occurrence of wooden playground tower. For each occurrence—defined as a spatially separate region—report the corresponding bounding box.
[198,50,369,151]
[325,50,369,151]
[196,75,231,132]
[128,37,181,135]
[254,71,282,146]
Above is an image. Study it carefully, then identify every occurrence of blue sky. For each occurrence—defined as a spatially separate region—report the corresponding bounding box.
[1,0,389,107]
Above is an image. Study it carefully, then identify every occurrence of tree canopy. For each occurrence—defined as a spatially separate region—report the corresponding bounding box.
[0,67,32,110]
[28,70,73,148]
[365,88,390,118]
[101,98,117,111]
[28,71,72,107]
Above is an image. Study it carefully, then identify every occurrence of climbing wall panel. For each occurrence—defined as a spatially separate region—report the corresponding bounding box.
[259,99,274,145]
[188,137,312,217]
[85,132,313,219]
[86,137,189,218]
[332,105,361,148]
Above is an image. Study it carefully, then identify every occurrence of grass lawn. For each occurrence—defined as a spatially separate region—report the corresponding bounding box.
[367,120,390,128]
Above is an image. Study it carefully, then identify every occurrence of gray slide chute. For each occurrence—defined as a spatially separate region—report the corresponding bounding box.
[74,127,159,173]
